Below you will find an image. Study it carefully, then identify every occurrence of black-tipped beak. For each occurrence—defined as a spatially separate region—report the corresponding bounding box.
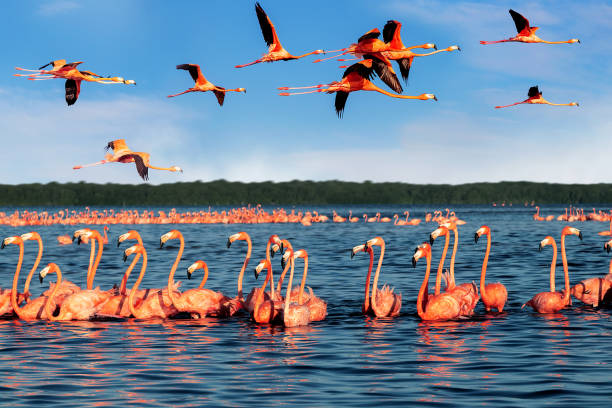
[280,243,285,254]
[434,45,438,50]
[281,257,286,270]
[539,243,543,252]
[457,46,462,51]
[117,239,121,247]
[429,235,435,245]
[578,231,583,240]
[160,239,164,249]
[606,244,611,254]
[187,270,192,280]
[77,236,83,245]
[350,250,356,259]
[474,233,479,243]
[270,248,275,258]
[123,253,128,262]
[254,268,260,280]
[412,256,417,268]
[39,274,43,284]
[226,239,232,249]
[1,242,5,249]
[578,40,581,44]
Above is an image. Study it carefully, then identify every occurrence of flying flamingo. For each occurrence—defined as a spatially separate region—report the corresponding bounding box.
[283,248,327,321]
[495,86,578,109]
[569,239,612,307]
[351,237,401,317]
[223,231,253,316]
[279,247,311,327]
[522,227,582,313]
[73,139,183,181]
[235,2,324,68]
[412,242,461,321]
[480,9,580,45]
[279,59,436,117]
[167,64,246,104]
[475,225,508,312]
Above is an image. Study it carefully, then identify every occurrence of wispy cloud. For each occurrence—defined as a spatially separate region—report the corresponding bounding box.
[37,0,81,16]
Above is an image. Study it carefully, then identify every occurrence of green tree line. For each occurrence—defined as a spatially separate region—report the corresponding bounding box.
[0,180,611,206]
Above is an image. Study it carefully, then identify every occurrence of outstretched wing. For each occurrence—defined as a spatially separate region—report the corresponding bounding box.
[65,79,81,106]
[528,86,540,98]
[342,61,374,80]
[213,87,225,106]
[335,91,349,118]
[396,57,413,82]
[509,9,530,34]
[382,20,400,43]
[176,64,203,83]
[255,2,276,47]
[365,54,403,94]
[131,154,149,181]
[358,28,381,43]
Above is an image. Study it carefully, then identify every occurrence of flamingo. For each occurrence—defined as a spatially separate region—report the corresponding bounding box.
[522,227,582,313]
[569,239,612,307]
[412,242,461,321]
[475,225,508,312]
[251,259,282,324]
[279,248,311,327]
[1,236,38,318]
[495,86,578,109]
[283,249,327,321]
[223,231,253,316]
[168,64,246,103]
[352,243,375,314]
[73,139,183,181]
[125,244,171,319]
[429,225,451,295]
[57,234,72,245]
[351,237,401,317]
[235,2,324,68]
[480,9,580,45]
[279,59,436,117]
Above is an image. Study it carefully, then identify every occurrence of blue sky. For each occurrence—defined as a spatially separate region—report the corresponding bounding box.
[0,0,610,185]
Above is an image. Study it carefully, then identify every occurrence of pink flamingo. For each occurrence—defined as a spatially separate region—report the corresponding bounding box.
[223,232,252,316]
[279,248,311,327]
[569,239,612,307]
[475,225,508,312]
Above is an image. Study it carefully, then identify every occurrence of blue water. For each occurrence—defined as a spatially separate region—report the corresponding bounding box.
[0,205,611,406]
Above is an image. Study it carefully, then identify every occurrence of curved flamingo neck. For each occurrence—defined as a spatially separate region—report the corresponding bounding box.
[197,264,209,289]
[363,247,374,313]
[284,257,296,313]
[128,249,147,319]
[297,254,308,304]
[434,233,449,295]
[167,234,185,308]
[449,227,458,289]
[44,267,62,321]
[23,236,43,296]
[255,262,273,311]
[120,253,141,295]
[10,241,25,318]
[370,242,385,312]
[88,233,104,290]
[265,240,275,299]
[237,236,252,299]
[548,242,558,292]
[276,261,290,294]
[560,234,570,303]
[480,232,491,298]
[416,251,432,319]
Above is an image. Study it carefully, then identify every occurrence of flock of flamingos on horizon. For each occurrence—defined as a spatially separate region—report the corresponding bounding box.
[14,4,581,182]
[1,204,611,326]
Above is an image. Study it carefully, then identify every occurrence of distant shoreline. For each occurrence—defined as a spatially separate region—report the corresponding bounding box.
[0,180,611,206]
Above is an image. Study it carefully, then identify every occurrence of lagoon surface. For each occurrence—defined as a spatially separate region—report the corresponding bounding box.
[0,205,610,407]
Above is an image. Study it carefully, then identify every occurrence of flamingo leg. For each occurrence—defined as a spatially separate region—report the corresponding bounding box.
[494,101,526,109]
[234,59,263,68]
[167,89,195,98]
[73,160,108,170]
[480,39,511,45]
[312,52,348,63]
[279,89,328,96]
[278,84,328,90]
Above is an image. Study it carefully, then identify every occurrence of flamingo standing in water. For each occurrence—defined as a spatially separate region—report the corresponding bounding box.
[569,239,612,307]
[223,231,253,316]
[251,259,282,324]
[168,64,246,103]
[279,59,436,117]
[73,139,183,181]
[495,86,578,109]
[1,236,38,318]
[475,225,508,312]
[351,237,401,317]
[480,9,580,45]
[412,242,461,321]
[279,248,311,327]
[522,227,582,313]
[283,248,327,321]
[235,2,324,68]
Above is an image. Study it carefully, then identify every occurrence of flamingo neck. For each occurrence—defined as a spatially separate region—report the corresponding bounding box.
[434,233,449,295]
[120,253,141,295]
[417,252,432,319]
[23,237,43,296]
[265,241,275,299]
[10,241,25,318]
[560,234,570,303]
[480,232,491,298]
[449,227,458,289]
[88,234,104,290]
[363,248,374,313]
[128,249,147,319]
[370,243,385,311]
[44,267,62,321]
[237,237,252,299]
[548,242,558,292]
[167,234,185,308]
[276,261,290,294]
[197,264,209,290]
[284,258,296,313]
[298,255,308,304]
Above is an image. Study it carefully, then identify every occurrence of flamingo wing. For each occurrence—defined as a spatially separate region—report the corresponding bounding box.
[176,64,204,84]
[65,79,81,106]
[528,86,541,98]
[335,91,349,118]
[396,57,413,82]
[130,154,149,181]
[509,9,530,35]
[255,2,280,49]
[342,61,374,80]
[357,28,381,43]
[213,88,225,106]
[365,54,402,93]
[382,20,400,43]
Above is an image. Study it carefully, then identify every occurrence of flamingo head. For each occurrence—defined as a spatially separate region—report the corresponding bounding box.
[539,236,556,251]
[293,249,307,260]
[39,263,60,284]
[605,239,612,253]
[448,45,461,51]
[123,244,144,262]
[1,236,22,249]
[160,230,182,248]
[227,231,249,248]
[117,230,140,247]
[561,226,582,240]
[170,166,183,173]
[124,79,136,85]
[280,247,295,270]
[313,50,325,54]
[412,242,431,267]
[366,236,385,248]
[570,281,590,298]
[570,102,579,106]
[20,232,41,241]
[237,88,246,93]
[430,226,449,244]
[569,39,580,44]
[187,260,206,280]
[420,93,437,101]
[474,225,490,243]
[254,259,271,280]
[424,43,437,50]
[268,235,282,257]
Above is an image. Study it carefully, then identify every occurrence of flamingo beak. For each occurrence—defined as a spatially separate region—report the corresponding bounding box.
[433,96,438,101]
[578,231,583,240]
[226,239,232,249]
[474,233,480,243]
[187,269,192,280]
[538,243,543,252]
[281,257,286,270]
[123,253,128,262]
[254,268,260,280]
[159,239,164,249]
[411,255,417,268]
[117,238,121,247]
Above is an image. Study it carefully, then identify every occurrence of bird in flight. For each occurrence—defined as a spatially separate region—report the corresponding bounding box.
[279,59,436,117]
[73,139,183,181]
[167,64,246,105]
[495,86,579,108]
[481,9,580,45]
[235,2,325,68]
